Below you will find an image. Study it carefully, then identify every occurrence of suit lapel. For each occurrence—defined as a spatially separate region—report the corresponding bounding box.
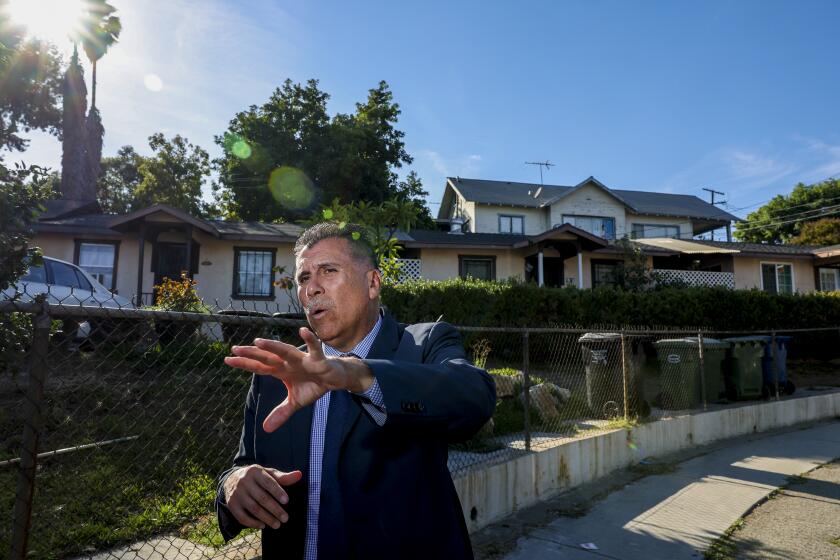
[339,312,400,444]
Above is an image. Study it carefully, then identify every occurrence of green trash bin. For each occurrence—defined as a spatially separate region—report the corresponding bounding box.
[578,333,646,418]
[655,339,702,410]
[684,337,730,404]
[721,336,766,400]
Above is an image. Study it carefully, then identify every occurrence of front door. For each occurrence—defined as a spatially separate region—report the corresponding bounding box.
[154,242,188,286]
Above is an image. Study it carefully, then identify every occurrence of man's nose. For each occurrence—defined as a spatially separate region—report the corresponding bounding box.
[305,277,324,299]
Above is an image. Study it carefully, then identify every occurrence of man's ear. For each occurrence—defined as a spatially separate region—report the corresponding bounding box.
[368,268,382,300]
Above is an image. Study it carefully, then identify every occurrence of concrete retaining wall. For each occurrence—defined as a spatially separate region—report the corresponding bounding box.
[454,391,840,533]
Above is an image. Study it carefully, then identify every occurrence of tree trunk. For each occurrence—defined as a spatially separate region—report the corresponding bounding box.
[91,60,97,109]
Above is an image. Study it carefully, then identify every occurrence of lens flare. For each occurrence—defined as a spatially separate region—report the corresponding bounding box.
[5,0,86,48]
[144,73,163,92]
[222,133,253,160]
[268,167,315,210]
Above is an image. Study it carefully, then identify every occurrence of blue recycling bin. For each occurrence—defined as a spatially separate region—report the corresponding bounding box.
[756,335,795,396]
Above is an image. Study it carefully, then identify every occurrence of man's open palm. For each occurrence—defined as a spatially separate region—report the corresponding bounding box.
[225,327,352,432]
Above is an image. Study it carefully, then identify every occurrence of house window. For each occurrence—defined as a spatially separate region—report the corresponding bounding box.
[233,248,276,299]
[459,255,496,281]
[560,215,616,239]
[76,241,118,290]
[631,224,680,239]
[761,263,794,294]
[819,268,840,291]
[499,215,524,234]
[592,260,619,288]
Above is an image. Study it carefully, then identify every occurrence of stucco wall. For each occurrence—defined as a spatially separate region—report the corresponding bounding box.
[548,184,627,235]
[418,247,522,281]
[31,231,298,309]
[733,257,816,293]
[473,204,548,235]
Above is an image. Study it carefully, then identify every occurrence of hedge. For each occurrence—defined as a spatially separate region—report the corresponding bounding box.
[381,278,840,331]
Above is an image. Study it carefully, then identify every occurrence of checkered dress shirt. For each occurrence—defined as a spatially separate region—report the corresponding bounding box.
[304,316,386,560]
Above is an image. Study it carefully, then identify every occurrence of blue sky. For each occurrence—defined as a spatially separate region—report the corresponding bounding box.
[16,0,840,219]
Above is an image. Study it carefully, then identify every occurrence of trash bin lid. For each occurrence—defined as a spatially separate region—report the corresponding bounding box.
[219,309,270,317]
[578,332,621,342]
[655,338,698,347]
[722,335,769,345]
[683,336,730,348]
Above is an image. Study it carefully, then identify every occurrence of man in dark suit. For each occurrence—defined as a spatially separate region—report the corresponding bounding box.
[217,222,496,559]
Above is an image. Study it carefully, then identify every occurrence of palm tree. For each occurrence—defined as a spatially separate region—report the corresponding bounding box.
[75,0,121,188]
[77,0,121,110]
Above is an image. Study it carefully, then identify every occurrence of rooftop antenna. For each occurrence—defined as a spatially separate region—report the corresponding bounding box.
[525,160,555,186]
[702,187,727,241]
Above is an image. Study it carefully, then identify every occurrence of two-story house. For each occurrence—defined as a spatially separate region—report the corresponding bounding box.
[394,176,834,293]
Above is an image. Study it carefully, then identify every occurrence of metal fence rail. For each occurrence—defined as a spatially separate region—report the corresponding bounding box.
[2,292,839,559]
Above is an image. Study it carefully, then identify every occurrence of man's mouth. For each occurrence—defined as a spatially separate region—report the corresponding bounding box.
[309,306,328,320]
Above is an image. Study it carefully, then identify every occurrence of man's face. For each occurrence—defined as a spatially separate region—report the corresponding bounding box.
[295,237,380,351]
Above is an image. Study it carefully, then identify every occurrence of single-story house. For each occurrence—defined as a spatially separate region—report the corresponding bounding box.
[29,175,839,311]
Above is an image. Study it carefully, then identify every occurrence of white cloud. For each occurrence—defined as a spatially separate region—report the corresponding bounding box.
[417,150,482,178]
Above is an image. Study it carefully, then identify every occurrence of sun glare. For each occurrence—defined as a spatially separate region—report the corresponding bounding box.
[5,0,87,48]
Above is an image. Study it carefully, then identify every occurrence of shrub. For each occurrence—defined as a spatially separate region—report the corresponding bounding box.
[382,278,840,330]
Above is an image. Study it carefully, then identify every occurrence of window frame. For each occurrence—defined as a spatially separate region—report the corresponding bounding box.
[232,246,277,300]
[819,268,840,292]
[759,261,795,294]
[498,214,525,234]
[630,223,681,239]
[458,255,496,281]
[74,239,120,292]
[591,259,621,289]
[559,214,617,240]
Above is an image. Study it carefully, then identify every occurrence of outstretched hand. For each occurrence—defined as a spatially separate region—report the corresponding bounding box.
[224,327,373,432]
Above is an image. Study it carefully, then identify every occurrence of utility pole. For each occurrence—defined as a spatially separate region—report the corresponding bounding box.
[525,161,555,185]
[702,187,727,241]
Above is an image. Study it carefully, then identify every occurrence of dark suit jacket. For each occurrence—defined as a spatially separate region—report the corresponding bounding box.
[216,313,496,559]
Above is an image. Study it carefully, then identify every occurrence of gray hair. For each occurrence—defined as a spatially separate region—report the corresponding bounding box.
[294,222,377,269]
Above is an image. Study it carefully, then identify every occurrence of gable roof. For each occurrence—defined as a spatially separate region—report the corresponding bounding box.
[541,176,638,211]
[443,177,741,222]
[108,204,219,235]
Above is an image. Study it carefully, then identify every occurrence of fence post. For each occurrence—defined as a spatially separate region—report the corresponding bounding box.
[771,331,780,401]
[620,332,629,422]
[698,331,707,410]
[10,301,51,560]
[522,330,531,452]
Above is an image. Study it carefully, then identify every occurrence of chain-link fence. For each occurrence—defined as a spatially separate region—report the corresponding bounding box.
[2,292,839,559]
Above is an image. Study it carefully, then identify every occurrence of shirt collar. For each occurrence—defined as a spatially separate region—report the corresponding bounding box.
[322,314,383,359]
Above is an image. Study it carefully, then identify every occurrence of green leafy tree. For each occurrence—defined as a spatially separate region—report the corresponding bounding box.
[790,218,840,246]
[314,197,425,283]
[97,145,144,213]
[735,178,840,244]
[0,24,63,154]
[214,79,428,222]
[133,133,214,217]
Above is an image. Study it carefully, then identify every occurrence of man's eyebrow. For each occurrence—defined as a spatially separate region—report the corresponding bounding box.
[296,261,342,280]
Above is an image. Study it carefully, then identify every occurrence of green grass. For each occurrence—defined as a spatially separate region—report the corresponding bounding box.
[0,335,251,559]
[704,518,744,560]
[829,536,840,548]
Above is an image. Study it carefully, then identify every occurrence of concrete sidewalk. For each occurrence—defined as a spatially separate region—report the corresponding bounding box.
[489,420,840,560]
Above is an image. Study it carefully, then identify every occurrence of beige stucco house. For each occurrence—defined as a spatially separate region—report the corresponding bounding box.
[29,175,839,308]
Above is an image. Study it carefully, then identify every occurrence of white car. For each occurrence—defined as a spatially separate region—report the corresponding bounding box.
[3,256,135,309]
[2,256,136,341]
